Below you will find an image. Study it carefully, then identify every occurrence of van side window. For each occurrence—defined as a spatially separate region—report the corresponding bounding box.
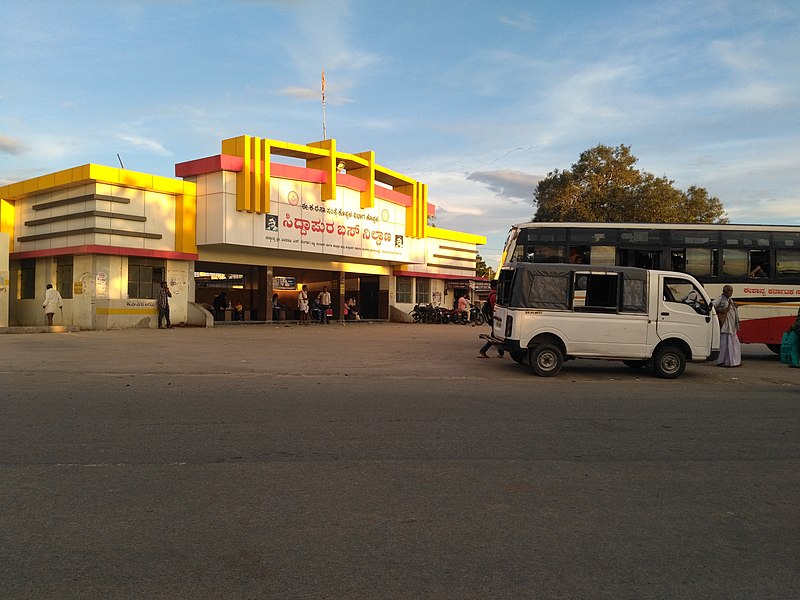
[572,273,619,313]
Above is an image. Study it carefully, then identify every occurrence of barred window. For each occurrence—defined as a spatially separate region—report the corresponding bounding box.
[415,278,430,304]
[396,276,412,304]
[128,258,165,299]
[18,259,36,299]
[57,256,74,299]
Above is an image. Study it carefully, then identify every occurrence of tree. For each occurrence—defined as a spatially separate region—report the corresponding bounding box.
[476,253,493,279]
[532,144,728,224]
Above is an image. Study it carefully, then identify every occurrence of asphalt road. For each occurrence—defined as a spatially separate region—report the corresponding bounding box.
[1,323,798,599]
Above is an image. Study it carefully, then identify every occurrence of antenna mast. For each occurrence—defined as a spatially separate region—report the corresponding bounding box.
[321,70,327,140]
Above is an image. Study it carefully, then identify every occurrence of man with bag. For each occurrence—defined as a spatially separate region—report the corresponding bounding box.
[712,285,741,367]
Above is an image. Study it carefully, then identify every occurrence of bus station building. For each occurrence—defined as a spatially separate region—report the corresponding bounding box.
[0,135,486,329]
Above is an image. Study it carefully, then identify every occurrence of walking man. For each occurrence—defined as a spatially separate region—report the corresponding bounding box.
[157,281,172,329]
[42,284,63,326]
[478,280,504,358]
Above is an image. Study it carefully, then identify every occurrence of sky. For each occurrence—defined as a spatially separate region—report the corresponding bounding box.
[1,0,799,264]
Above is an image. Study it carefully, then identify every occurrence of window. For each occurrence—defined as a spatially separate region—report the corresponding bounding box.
[128,258,165,299]
[776,250,800,278]
[588,246,616,266]
[673,248,717,277]
[528,244,565,263]
[18,259,35,299]
[57,256,73,299]
[395,276,412,303]
[748,250,770,278]
[415,278,430,304]
[722,249,747,278]
[664,277,708,314]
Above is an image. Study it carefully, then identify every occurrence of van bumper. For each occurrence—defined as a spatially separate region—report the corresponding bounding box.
[480,333,525,354]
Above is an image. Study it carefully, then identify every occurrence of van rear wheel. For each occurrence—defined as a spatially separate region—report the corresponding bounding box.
[529,344,563,377]
[653,346,686,379]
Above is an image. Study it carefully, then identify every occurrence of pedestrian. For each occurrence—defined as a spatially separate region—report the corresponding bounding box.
[317,286,332,324]
[157,281,172,329]
[478,280,504,358]
[42,284,63,326]
[212,292,228,321]
[298,285,310,325]
[712,285,740,367]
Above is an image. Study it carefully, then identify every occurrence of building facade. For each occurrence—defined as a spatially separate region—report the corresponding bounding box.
[0,134,486,329]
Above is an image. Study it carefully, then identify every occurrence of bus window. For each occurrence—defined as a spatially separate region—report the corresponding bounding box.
[530,245,565,263]
[620,249,661,269]
[686,248,716,277]
[722,248,747,277]
[568,246,589,264]
[748,250,770,278]
[589,246,616,266]
[671,250,686,272]
[776,249,800,278]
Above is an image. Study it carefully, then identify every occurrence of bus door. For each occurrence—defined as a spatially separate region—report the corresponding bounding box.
[619,247,665,270]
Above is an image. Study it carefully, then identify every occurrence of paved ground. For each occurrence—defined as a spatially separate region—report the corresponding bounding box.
[1,323,798,599]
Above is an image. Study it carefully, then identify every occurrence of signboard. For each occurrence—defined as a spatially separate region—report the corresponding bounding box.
[272,276,297,290]
[255,181,418,262]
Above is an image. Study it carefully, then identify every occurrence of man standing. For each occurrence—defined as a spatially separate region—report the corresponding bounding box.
[42,284,63,326]
[317,286,332,324]
[157,281,172,329]
[712,285,740,367]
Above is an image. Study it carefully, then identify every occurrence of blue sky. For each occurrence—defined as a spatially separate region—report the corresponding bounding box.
[1,0,798,263]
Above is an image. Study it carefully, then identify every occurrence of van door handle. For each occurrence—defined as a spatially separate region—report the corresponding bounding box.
[660,312,669,316]
[705,316,711,323]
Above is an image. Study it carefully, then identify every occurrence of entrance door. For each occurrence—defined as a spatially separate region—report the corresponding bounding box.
[360,280,379,319]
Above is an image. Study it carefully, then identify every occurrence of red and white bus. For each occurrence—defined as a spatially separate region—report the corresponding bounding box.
[500,222,800,353]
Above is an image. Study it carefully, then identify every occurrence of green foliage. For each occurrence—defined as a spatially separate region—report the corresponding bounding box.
[533,144,728,224]
[476,253,493,279]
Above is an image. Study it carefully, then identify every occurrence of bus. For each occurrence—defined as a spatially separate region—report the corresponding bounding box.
[500,222,800,353]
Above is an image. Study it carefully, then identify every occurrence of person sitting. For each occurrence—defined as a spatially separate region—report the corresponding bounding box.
[749,264,767,278]
[232,300,244,321]
[346,297,359,321]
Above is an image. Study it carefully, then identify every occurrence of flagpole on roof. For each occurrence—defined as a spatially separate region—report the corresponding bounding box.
[321,69,327,140]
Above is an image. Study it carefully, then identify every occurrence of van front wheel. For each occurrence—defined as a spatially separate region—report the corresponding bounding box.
[653,346,686,379]
[529,344,563,377]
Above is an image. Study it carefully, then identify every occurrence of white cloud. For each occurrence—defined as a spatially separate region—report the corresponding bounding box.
[467,170,541,201]
[0,134,27,156]
[117,133,171,156]
[498,13,535,32]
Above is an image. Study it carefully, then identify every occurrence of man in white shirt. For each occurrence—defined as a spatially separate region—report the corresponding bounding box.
[317,286,332,324]
[42,284,63,326]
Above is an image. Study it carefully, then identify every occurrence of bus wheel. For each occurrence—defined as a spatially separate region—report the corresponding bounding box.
[653,346,686,379]
[529,344,563,377]
[623,360,646,369]
[766,344,782,355]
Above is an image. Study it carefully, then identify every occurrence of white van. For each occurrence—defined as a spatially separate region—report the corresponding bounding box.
[486,263,717,378]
